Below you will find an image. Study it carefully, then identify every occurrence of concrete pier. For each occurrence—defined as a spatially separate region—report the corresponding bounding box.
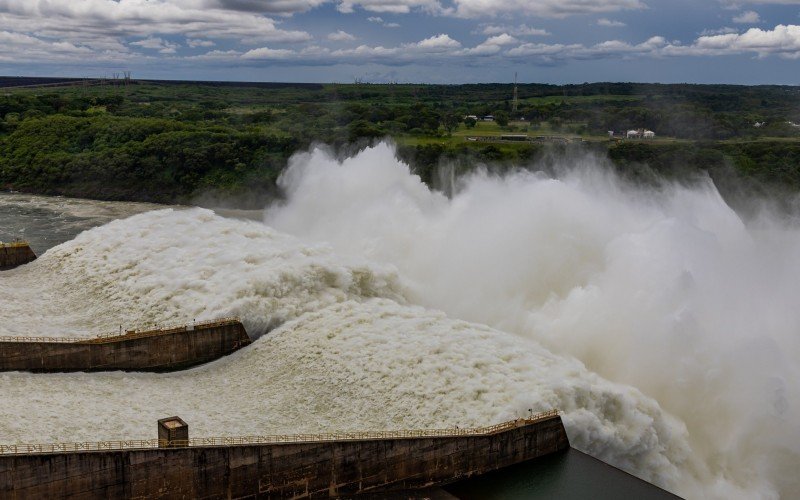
[0,412,568,498]
[0,318,251,372]
[0,241,36,270]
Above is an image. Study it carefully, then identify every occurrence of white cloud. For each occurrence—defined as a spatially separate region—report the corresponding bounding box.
[481,24,549,36]
[187,49,241,60]
[0,30,122,63]
[336,0,442,14]
[502,25,800,62]
[720,0,800,6]
[507,35,666,61]
[452,0,645,18]
[367,15,401,27]
[327,29,357,41]
[667,24,800,58]
[175,22,800,68]
[506,42,582,58]
[241,47,296,59]
[130,36,180,53]
[484,34,518,45]
[597,18,627,27]
[414,33,461,50]
[271,0,649,17]
[240,33,463,64]
[463,33,518,56]
[228,31,672,67]
[187,38,215,47]
[700,27,739,35]
[733,10,761,23]
[0,0,313,59]
[3,0,797,69]
[130,37,171,50]
[204,0,328,14]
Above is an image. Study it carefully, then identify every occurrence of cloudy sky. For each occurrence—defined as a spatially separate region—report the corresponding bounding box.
[1,0,799,84]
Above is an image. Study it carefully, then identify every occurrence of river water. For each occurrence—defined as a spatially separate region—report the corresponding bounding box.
[2,143,799,499]
[0,193,161,255]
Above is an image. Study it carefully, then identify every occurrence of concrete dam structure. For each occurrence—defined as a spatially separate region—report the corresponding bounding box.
[0,318,251,373]
[0,411,568,498]
[0,241,36,270]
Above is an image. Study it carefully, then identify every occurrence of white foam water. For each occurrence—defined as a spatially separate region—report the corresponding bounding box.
[265,143,800,499]
[1,143,798,498]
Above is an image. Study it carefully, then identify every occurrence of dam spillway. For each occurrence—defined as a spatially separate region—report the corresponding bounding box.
[0,411,569,498]
[0,318,251,372]
[0,241,36,270]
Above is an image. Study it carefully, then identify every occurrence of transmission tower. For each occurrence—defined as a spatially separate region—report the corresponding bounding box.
[512,72,519,114]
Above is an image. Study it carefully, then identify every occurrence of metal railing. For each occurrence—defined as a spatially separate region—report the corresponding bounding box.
[0,240,31,249]
[0,410,560,456]
[0,317,241,344]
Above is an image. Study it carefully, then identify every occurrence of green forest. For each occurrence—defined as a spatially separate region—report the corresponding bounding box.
[1,79,799,206]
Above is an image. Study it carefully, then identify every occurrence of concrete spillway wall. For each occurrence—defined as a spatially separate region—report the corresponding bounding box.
[0,413,569,498]
[0,242,36,270]
[0,319,251,373]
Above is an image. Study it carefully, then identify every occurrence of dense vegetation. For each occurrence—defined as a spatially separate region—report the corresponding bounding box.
[1,80,799,206]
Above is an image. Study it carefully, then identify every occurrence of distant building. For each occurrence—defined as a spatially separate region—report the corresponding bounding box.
[465,115,478,121]
[754,121,765,128]
[608,131,615,138]
[483,115,495,121]
[643,130,655,139]
[626,130,641,139]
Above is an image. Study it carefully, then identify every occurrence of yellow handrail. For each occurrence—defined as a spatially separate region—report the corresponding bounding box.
[0,411,560,456]
[0,317,241,344]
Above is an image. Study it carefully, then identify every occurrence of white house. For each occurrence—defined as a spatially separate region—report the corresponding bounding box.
[643,130,655,139]
[626,130,641,139]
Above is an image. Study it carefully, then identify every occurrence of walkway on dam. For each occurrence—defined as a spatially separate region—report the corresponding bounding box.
[0,410,561,455]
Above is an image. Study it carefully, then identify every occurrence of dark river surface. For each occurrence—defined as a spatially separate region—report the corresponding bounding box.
[446,449,681,499]
[0,192,161,254]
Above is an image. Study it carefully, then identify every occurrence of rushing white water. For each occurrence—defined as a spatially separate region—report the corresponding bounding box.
[265,143,800,499]
[0,142,798,499]
[0,207,693,493]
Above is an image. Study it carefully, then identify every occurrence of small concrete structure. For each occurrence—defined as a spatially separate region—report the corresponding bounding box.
[158,417,189,448]
[0,318,251,372]
[0,241,36,270]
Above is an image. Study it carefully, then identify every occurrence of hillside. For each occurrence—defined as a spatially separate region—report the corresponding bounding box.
[1,79,799,206]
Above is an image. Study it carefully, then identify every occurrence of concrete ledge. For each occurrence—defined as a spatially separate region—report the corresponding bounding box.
[0,320,251,372]
[0,415,570,498]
